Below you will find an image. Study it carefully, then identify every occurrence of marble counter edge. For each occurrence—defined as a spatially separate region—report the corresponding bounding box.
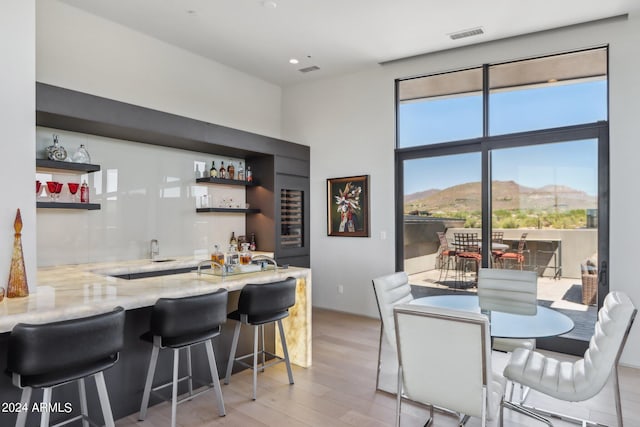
[0,266,309,333]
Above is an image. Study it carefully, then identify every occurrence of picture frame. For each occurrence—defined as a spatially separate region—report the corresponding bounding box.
[327,175,370,237]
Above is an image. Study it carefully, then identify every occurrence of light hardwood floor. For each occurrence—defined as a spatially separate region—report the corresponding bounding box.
[117,308,640,426]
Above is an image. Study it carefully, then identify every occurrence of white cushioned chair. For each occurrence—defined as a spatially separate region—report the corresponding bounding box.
[503,291,637,427]
[372,272,413,393]
[393,303,506,427]
[478,268,537,403]
[477,268,537,353]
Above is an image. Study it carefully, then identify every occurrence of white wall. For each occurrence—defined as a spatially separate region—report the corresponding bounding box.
[282,13,640,366]
[36,0,282,139]
[0,1,36,292]
[36,128,247,266]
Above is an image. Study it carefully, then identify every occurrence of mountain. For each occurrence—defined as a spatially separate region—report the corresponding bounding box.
[404,180,596,214]
[404,189,440,203]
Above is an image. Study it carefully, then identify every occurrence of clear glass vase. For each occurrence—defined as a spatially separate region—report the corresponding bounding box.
[72,144,91,163]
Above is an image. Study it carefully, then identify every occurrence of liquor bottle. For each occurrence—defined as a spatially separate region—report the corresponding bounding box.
[249,232,256,251]
[209,161,217,178]
[228,161,235,180]
[230,231,237,246]
[80,180,90,203]
[211,244,224,265]
[219,161,226,179]
[237,161,245,181]
[246,165,253,183]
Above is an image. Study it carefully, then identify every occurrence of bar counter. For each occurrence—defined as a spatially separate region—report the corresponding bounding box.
[0,258,311,424]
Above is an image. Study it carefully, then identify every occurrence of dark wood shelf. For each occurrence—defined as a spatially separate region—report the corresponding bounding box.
[36,159,101,173]
[196,177,256,186]
[196,207,260,214]
[37,202,101,210]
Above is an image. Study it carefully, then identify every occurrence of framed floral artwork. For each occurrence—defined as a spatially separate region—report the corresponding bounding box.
[327,175,370,237]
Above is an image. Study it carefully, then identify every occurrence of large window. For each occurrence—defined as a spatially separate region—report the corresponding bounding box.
[396,47,608,355]
[398,68,483,147]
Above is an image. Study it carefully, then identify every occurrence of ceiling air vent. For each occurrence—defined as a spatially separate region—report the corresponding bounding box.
[299,65,320,73]
[449,27,484,40]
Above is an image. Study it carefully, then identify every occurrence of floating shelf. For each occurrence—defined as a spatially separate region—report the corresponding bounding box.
[196,177,256,186]
[36,159,101,173]
[196,208,260,214]
[37,202,101,210]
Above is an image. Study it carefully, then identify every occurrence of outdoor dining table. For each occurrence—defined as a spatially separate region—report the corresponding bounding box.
[411,295,574,339]
[451,241,510,251]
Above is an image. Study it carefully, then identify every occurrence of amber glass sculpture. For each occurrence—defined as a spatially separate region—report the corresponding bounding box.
[7,208,28,298]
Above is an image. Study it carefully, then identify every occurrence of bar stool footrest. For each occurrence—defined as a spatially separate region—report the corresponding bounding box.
[150,381,219,406]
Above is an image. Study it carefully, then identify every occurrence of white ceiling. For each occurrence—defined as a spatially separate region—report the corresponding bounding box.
[58,0,638,87]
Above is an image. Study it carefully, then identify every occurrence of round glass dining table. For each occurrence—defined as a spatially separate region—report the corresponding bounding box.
[411,295,575,339]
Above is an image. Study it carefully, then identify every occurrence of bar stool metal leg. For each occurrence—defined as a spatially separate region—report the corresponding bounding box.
[253,325,259,400]
[78,378,89,427]
[224,322,241,385]
[186,346,194,397]
[15,387,31,427]
[171,349,180,427]
[277,319,294,385]
[139,344,159,420]
[94,371,115,427]
[204,340,225,416]
[261,324,266,372]
[40,387,52,427]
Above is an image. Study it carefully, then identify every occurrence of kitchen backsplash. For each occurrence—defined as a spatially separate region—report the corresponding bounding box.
[36,127,247,266]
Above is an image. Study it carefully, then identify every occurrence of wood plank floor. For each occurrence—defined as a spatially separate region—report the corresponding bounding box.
[116,308,640,426]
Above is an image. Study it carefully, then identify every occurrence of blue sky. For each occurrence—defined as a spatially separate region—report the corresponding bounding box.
[400,81,606,196]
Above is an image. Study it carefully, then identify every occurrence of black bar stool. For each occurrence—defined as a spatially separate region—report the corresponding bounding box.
[6,306,125,427]
[224,277,296,400]
[138,289,227,427]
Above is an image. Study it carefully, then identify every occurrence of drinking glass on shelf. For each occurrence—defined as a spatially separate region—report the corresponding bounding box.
[46,181,59,201]
[36,181,42,196]
[55,182,63,201]
[68,182,80,202]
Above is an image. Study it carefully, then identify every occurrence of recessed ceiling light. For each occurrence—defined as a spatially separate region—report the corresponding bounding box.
[289,58,299,64]
[262,1,277,8]
[548,78,558,83]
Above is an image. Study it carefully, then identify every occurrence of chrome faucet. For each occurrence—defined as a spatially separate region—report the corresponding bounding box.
[150,239,159,260]
[251,255,279,270]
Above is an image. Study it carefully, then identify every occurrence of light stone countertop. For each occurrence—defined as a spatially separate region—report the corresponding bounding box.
[0,255,309,334]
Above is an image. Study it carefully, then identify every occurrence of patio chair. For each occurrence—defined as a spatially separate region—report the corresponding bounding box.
[503,291,637,427]
[436,232,457,283]
[491,231,505,264]
[393,303,506,427]
[580,254,598,305]
[454,232,481,287]
[496,232,528,270]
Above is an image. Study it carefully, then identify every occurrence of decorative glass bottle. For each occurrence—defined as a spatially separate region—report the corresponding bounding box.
[71,144,91,163]
[46,134,68,161]
[80,180,90,203]
[7,209,29,298]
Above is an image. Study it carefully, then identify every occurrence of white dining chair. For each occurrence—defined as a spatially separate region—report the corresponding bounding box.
[393,303,506,427]
[372,272,413,393]
[477,268,537,402]
[478,268,537,350]
[503,291,637,427]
